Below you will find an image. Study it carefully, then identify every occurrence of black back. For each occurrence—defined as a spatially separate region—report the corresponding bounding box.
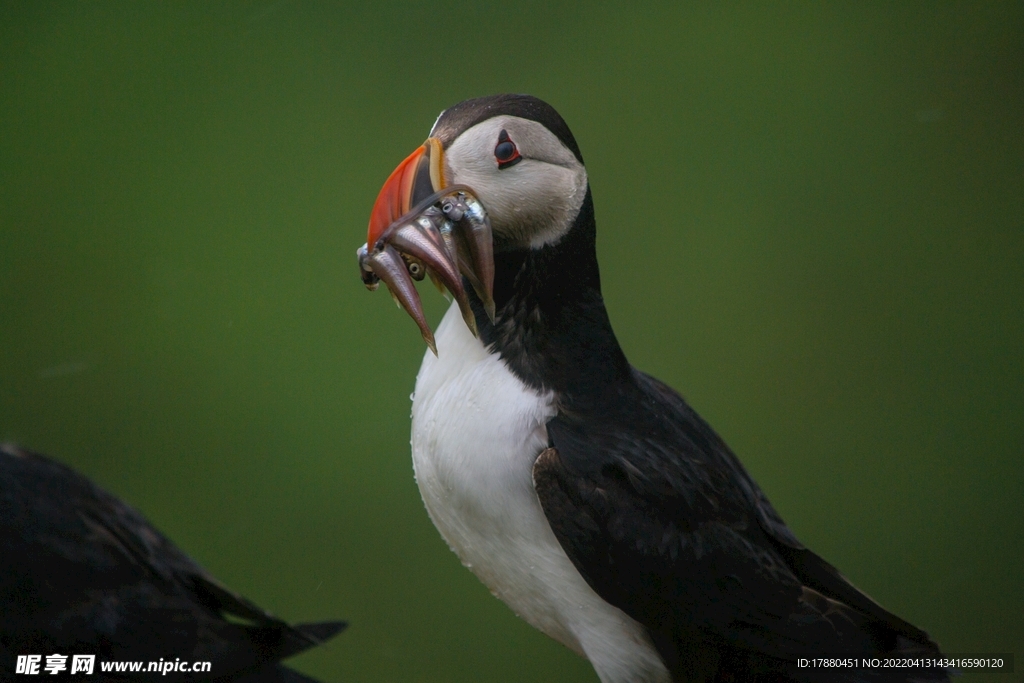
[0,443,345,682]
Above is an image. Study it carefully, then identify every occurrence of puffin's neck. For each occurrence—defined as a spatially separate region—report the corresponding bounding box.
[470,187,631,408]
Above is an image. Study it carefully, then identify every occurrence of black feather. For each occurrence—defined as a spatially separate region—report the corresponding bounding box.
[0,443,345,681]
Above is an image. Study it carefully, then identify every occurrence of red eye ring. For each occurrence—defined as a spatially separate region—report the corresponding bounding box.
[495,129,522,169]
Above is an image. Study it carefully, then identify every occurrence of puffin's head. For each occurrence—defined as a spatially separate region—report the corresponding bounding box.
[360,95,589,352]
[367,94,588,252]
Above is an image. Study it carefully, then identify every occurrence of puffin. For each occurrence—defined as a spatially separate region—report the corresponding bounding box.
[0,443,345,682]
[358,94,949,682]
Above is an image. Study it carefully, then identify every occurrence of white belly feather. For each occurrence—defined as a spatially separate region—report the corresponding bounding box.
[411,302,670,683]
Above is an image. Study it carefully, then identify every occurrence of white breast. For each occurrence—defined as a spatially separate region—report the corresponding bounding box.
[410,302,670,683]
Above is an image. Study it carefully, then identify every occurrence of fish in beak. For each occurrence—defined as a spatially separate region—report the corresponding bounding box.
[357,138,495,355]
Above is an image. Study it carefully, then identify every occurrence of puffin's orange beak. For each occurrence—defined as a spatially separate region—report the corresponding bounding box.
[358,136,494,356]
[367,138,445,249]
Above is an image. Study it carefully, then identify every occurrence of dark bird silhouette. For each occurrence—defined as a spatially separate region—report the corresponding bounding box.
[0,443,344,681]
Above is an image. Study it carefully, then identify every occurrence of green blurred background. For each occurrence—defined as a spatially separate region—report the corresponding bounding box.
[1,2,1021,680]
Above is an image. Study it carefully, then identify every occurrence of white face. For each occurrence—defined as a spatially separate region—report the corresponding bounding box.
[437,115,588,249]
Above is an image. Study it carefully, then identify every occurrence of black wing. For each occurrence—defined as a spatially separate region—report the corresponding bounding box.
[533,370,947,681]
[0,443,345,681]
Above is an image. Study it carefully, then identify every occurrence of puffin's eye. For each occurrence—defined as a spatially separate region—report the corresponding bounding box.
[494,129,522,169]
